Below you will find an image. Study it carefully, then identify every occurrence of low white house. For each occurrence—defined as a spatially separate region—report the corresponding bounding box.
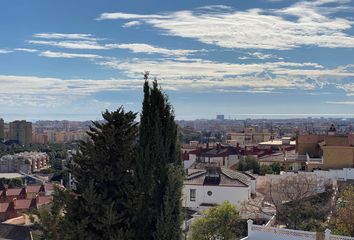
[183,167,256,209]
[183,147,240,170]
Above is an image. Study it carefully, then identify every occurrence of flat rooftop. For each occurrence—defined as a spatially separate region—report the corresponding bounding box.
[0,173,24,179]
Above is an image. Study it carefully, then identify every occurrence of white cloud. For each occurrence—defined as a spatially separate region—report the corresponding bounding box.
[39,50,103,59]
[336,83,354,96]
[98,57,353,92]
[0,49,12,54]
[123,21,142,28]
[28,40,107,50]
[97,13,167,20]
[14,48,38,53]
[0,75,142,106]
[239,52,283,60]
[28,37,201,56]
[0,75,142,95]
[33,33,97,41]
[98,1,354,50]
[327,101,354,105]
[106,43,199,56]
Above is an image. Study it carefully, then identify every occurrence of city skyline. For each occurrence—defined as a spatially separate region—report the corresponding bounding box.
[0,0,354,120]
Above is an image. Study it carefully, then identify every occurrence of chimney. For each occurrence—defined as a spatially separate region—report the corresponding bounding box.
[21,186,27,199]
[2,185,8,199]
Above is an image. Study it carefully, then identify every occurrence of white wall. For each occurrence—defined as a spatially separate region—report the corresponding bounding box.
[183,184,250,209]
[227,154,239,168]
[246,220,354,240]
[184,154,196,170]
[313,168,354,181]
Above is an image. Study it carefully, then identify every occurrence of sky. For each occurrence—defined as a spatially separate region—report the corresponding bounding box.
[0,0,353,121]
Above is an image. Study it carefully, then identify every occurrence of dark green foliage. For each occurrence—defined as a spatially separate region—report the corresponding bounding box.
[237,156,260,174]
[135,73,183,240]
[59,107,139,240]
[37,76,183,239]
[33,186,72,240]
[0,178,23,189]
[259,163,284,175]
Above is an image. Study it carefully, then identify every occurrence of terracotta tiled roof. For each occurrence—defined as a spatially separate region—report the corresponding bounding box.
[37,196,53,206]
[26,185,42,193]
[44,183,54,192]
[5,188,22,196]
[0,203,10,213]
[14,199,33,210]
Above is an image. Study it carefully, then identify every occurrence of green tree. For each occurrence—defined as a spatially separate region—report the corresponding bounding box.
[330,185,354,237]
[259,165,273,175]
[190,201,243,240]
[135,73,183,240]
[237,156,260,174]
[58,107,139,240]
[34,187,72,240]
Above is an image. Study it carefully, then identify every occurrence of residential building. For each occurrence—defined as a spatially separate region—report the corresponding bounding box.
[0,184,53,222]
[0,118,4,140]
[227,131,271,147]
[0,152,49,174]
[183,166,255,209]
[285,130,354,171]
[216,115,225,121]
[0,223,33,240]
[9,120,32,144]
[32,130,88,144]
[186,145,240,168]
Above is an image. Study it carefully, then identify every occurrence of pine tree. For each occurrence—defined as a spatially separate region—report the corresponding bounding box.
[60,107,139,240]
[135,73,183,240]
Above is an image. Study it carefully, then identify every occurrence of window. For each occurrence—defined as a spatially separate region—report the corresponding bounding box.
[207,191,212,196]
[190,189,196,201]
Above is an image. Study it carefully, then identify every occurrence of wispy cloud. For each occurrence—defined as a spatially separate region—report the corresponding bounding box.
[239,52,283,60]
[0,75,142,106]
[98,57,353,92]
[122,21,142,28]
[29,34,201,56]
[106,43,199,56]
[28,40,107,50]
[98,1,354,50]
[39,50,103,59]
[327,101,354,105]
[0,49,12,54]
[33,33,97,41]
[14,48,38,53]
[97,13,167,20]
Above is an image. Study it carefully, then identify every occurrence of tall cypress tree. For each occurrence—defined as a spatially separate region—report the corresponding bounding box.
[136,73,183,240]
[61,107,139,240]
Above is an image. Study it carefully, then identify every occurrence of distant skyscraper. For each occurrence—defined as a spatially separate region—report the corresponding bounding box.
[9,120,32,144]
[216,115,225,121]
[0,118,4,140]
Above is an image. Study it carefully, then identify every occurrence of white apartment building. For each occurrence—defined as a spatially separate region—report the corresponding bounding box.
[0,152,49,174]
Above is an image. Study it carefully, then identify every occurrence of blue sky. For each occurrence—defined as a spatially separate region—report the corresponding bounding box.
[0,0,353,121]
